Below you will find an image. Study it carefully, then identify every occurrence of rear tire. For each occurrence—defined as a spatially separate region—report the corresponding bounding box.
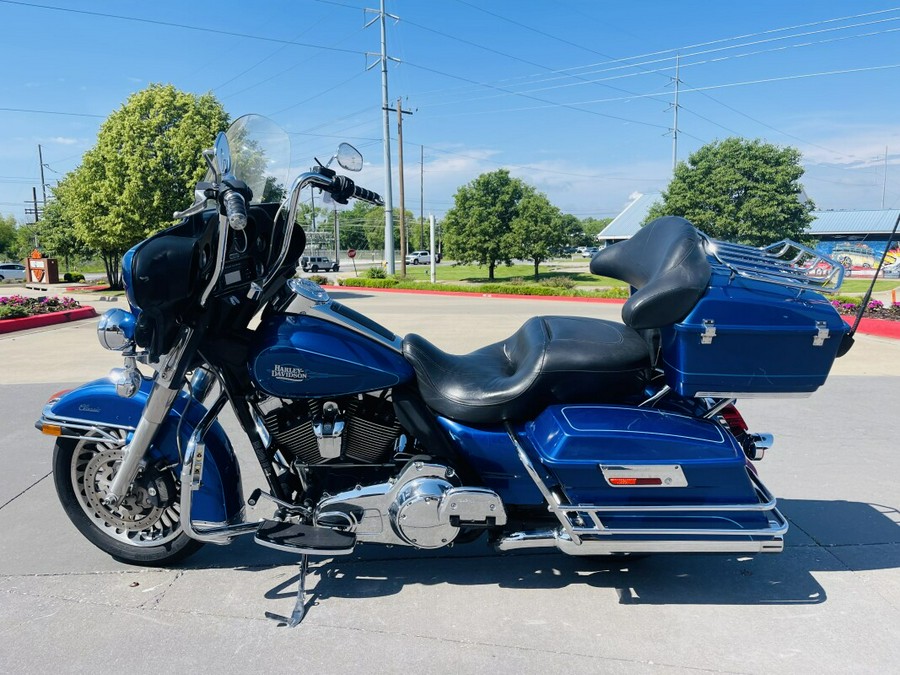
[53,434,203,566]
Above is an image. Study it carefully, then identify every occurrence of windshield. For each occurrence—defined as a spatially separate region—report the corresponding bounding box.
[219,114,291,204]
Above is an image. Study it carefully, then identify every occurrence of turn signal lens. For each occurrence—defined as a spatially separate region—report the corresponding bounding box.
[41,424,62,436]
[609,477,663,486]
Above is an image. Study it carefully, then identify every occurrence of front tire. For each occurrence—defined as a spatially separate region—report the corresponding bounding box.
[53,433,203,566]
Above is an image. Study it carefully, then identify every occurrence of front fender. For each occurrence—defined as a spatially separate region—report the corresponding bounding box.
[38,376,243,526]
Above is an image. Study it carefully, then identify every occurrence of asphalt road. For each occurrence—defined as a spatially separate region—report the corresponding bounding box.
[1,289,898,673]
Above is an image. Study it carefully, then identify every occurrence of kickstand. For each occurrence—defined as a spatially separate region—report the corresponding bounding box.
[265,554,309,628]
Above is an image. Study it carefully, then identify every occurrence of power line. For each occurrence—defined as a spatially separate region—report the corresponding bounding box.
[414,20,900,108]
[0,0,364,55]
[428,62,900,118]
[0,106,104,118]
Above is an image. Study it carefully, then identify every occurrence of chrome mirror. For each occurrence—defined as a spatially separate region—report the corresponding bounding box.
[336,143,363,172]
[214,131,232,179]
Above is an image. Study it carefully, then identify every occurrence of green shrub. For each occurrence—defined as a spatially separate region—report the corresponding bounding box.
[364,266,387,279]
[0,304,29,319]
[338,276,628,299]
[308,274,330,286]
[540,276,576,290]
[340,277,400,289]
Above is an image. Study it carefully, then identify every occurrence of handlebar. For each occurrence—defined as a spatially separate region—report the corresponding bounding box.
[352,184,383,206]
[222,188,248,230]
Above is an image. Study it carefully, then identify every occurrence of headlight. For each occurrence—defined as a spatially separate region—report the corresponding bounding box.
[97,308,136,351]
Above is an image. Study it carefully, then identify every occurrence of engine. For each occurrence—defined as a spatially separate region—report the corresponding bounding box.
[257,392,402,466]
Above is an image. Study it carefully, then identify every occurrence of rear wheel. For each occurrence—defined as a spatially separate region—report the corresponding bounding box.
[53,432,203,566]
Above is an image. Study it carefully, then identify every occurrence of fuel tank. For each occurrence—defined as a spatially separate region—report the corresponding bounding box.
[248,313,414,398]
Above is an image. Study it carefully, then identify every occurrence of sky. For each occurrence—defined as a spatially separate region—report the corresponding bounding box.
[3,0,900,231]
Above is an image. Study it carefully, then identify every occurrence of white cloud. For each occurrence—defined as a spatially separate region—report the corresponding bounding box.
[355,147,672,219]
[49,136,78,146]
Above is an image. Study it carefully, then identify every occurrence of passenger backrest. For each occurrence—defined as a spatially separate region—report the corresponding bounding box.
[590,216,711,330]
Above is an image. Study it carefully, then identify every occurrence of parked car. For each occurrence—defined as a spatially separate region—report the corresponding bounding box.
[300,255,339,273]
[406,250,436,265]
[0,262,26,281]
[581,247,600,258]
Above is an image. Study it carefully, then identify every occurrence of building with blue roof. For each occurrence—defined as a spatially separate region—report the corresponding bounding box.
[599,193,900,271]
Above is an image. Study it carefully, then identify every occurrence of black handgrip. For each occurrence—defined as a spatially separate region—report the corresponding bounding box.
[222,188,248,230]
[353,185,383,205]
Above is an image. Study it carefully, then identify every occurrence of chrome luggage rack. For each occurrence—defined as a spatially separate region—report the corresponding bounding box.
[701,234,844,293]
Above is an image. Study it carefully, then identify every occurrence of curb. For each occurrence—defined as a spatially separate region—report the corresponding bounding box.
[0,306,98,334]
[328,284,628,304]
[841,315,900,340]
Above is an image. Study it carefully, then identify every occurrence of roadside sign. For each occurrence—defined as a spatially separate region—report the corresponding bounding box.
[348,249,357,259]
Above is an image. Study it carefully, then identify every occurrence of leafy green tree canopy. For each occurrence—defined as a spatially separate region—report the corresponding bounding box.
[510,191,565,279]
[56,83,228,287]
[443,169,529,280]
[0,214,17,259]
[646,137,814,247]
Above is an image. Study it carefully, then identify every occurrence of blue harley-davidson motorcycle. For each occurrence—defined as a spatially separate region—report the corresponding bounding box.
[37,115,853,625]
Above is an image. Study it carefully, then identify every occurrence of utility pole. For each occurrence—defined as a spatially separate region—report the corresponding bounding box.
[669,53,681,172]
[38,144,48,206]
[334,205,340,267]
[395,97,413,276]
[420,144,425,250]
[365,1,400,274]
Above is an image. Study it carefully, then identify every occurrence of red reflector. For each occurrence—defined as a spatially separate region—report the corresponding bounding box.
[721,404,748,432]
[609,477,663,486]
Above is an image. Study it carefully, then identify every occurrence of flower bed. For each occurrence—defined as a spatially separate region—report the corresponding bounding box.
[0,294,81,320]
[832,298,900,322]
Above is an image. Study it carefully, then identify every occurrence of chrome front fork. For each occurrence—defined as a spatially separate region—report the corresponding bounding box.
[103,327,196,507]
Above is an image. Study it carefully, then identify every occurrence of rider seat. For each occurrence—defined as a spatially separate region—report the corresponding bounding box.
[403,316,650,424]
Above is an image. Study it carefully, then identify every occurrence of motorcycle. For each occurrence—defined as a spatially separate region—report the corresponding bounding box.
[36,114,854,626]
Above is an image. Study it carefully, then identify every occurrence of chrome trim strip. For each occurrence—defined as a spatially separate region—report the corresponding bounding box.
[496,530,785,555]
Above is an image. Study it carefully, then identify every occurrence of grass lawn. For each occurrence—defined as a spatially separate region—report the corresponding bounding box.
[397,260,627,288]
[837,279,900,294]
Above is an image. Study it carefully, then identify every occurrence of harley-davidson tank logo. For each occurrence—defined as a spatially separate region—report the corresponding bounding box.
[272,364,308,382]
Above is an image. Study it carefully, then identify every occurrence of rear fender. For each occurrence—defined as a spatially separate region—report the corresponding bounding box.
[39,376,243,526]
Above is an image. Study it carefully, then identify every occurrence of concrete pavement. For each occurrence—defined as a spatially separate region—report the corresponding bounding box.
[1,289,898,673]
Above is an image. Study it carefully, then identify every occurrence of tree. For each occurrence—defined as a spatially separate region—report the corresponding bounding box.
[581,216,612,242]
[442,169,527,280]
[56,84,228,288]
[351,205,414,253]
[0,215,17,259]
[646,137,814,246]
[337,201,375,250]
[510,191,566,279]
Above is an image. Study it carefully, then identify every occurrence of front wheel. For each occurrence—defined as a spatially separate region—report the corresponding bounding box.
[52,432,203,566]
